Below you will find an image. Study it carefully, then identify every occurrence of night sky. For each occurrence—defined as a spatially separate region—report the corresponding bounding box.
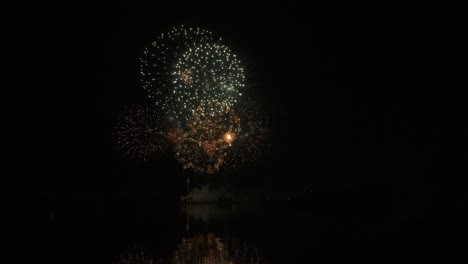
[19,1,463,199]
[13,4,467,263]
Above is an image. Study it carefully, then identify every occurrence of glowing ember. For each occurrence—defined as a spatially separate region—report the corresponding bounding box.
[224,132,235,143]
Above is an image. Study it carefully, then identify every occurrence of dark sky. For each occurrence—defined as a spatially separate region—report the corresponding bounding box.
[19,1,463,197]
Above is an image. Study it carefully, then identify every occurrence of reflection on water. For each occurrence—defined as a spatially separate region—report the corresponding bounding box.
[118,233,263,264]
[45,194,445,263]
[118,249,160,264]
[118,205,264,264]
[172,233,263,264]
[43,192,450,263]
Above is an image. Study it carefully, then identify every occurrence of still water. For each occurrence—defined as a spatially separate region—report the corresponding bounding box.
[42,197,450,263]
[119,204,267,264]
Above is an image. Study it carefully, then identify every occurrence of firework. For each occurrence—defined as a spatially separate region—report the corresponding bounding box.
[140,26,245,121]
[174,100,241,174]
[114,104,170,161]
[171,42,245,120]
[140,26,215,115]
[116,25,267,172]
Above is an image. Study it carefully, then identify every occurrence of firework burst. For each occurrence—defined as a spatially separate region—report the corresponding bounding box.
[140,26,245,122]
[174,100,241,174]
[114,104,170,161]
[171,42,245,120]
[116,26,268,172]
[140,26,216,115]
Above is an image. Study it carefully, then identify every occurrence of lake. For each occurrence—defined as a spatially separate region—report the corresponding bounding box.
[36,192,459,263]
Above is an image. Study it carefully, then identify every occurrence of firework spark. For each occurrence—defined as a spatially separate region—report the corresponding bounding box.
[114,104,170,161]
[141,26,215,117]
[116,26,268,171]
[140,26,244,121]
[174,100,241,174]
[171,42,245,120]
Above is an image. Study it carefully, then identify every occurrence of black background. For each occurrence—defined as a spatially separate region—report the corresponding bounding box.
[26,3,455,191]
[9,0,467,262]
[12,0,466,239]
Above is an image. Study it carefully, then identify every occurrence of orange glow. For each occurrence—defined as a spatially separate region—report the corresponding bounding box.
[223,132,235,143]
